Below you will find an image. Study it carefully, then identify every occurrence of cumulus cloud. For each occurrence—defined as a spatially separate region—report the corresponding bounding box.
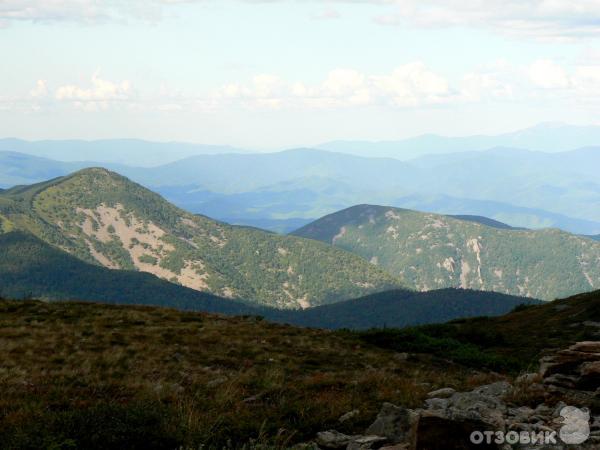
[55,73,134,111]
[214,63,465,110]
[29,79,48,98]
[12,59,600,114]
[524,59,600,102]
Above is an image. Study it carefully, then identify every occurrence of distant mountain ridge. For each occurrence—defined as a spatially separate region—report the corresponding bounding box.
[1,145,599,234]
[0,138,245,167]
[292,204,600,301]
[0,169,401,309]
[318,123,600,159]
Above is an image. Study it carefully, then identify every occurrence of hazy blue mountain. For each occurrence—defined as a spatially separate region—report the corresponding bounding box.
[0,151,88,188]
[406,147,600,223]
[1,146,599,234]
[133,146,600,231]
[124,148,416,192]
[318,123,600,159]
[390,193,600,235]
[0,138,245,167]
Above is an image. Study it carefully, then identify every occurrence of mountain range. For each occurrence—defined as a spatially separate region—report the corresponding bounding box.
[293,204,600,301]
[0,230,538,329]
[1,145,599,235]
[0,168,401,309]
[319,122,600,159]
[0,138,244,167]
[1,168,598,305]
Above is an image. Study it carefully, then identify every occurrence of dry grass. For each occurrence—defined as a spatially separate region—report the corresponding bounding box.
[0,300,487,449]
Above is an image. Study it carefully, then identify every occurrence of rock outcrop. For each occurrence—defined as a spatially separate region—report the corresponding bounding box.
[540,341,600,411]
[300,341,600,449]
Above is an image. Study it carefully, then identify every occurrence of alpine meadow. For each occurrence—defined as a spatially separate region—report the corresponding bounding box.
[1,2,600,449]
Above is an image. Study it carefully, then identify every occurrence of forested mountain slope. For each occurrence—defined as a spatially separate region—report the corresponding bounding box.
[293,204,600,300]
[0,170,401,309]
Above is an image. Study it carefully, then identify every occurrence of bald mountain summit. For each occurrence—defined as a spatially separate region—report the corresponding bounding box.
[0,168,402,309]
[292,204,600,301]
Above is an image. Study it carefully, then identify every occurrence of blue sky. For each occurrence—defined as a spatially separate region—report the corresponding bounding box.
[2,0,600,148]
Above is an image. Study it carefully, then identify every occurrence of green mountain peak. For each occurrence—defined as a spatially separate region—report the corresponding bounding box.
[293,204,600,301]
[0,171,402,309]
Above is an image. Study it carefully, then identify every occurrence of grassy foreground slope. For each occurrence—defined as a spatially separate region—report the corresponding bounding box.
[0,169,402,309]
[1,290,597,448]
[293,204,600,300]
[0,299,488,449]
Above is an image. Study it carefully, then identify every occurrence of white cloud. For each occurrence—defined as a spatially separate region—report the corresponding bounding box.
[461,72,514,101]
[571,65,600,98]
[371,62,450,107]
[372,0,600,41]
[13,59,600,114]
[214,63,462,110]
[0,0,112,24]
[2,0,599,42]
[29,79,48,98]
[55,73,134,111]
[528,59,570,89]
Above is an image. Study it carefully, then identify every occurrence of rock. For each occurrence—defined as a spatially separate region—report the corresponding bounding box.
[416,411,501,450]
[315,430,357,449]
[365,403,419,446]
[424,398,449,410]
[379,445,409,450]
[543,373,579,389]
[473,381,511,398]
[507,406,534,422]
[534,404,554,416]
[581,360,600,376]
[443,390,507,429]
[538,341,600,409]
[553,401,568,418]
[339,409,360,423]
[346,435,388,450]
[426,387,455,399]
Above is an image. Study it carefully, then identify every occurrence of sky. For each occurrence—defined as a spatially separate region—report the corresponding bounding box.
[2,0,600,149]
